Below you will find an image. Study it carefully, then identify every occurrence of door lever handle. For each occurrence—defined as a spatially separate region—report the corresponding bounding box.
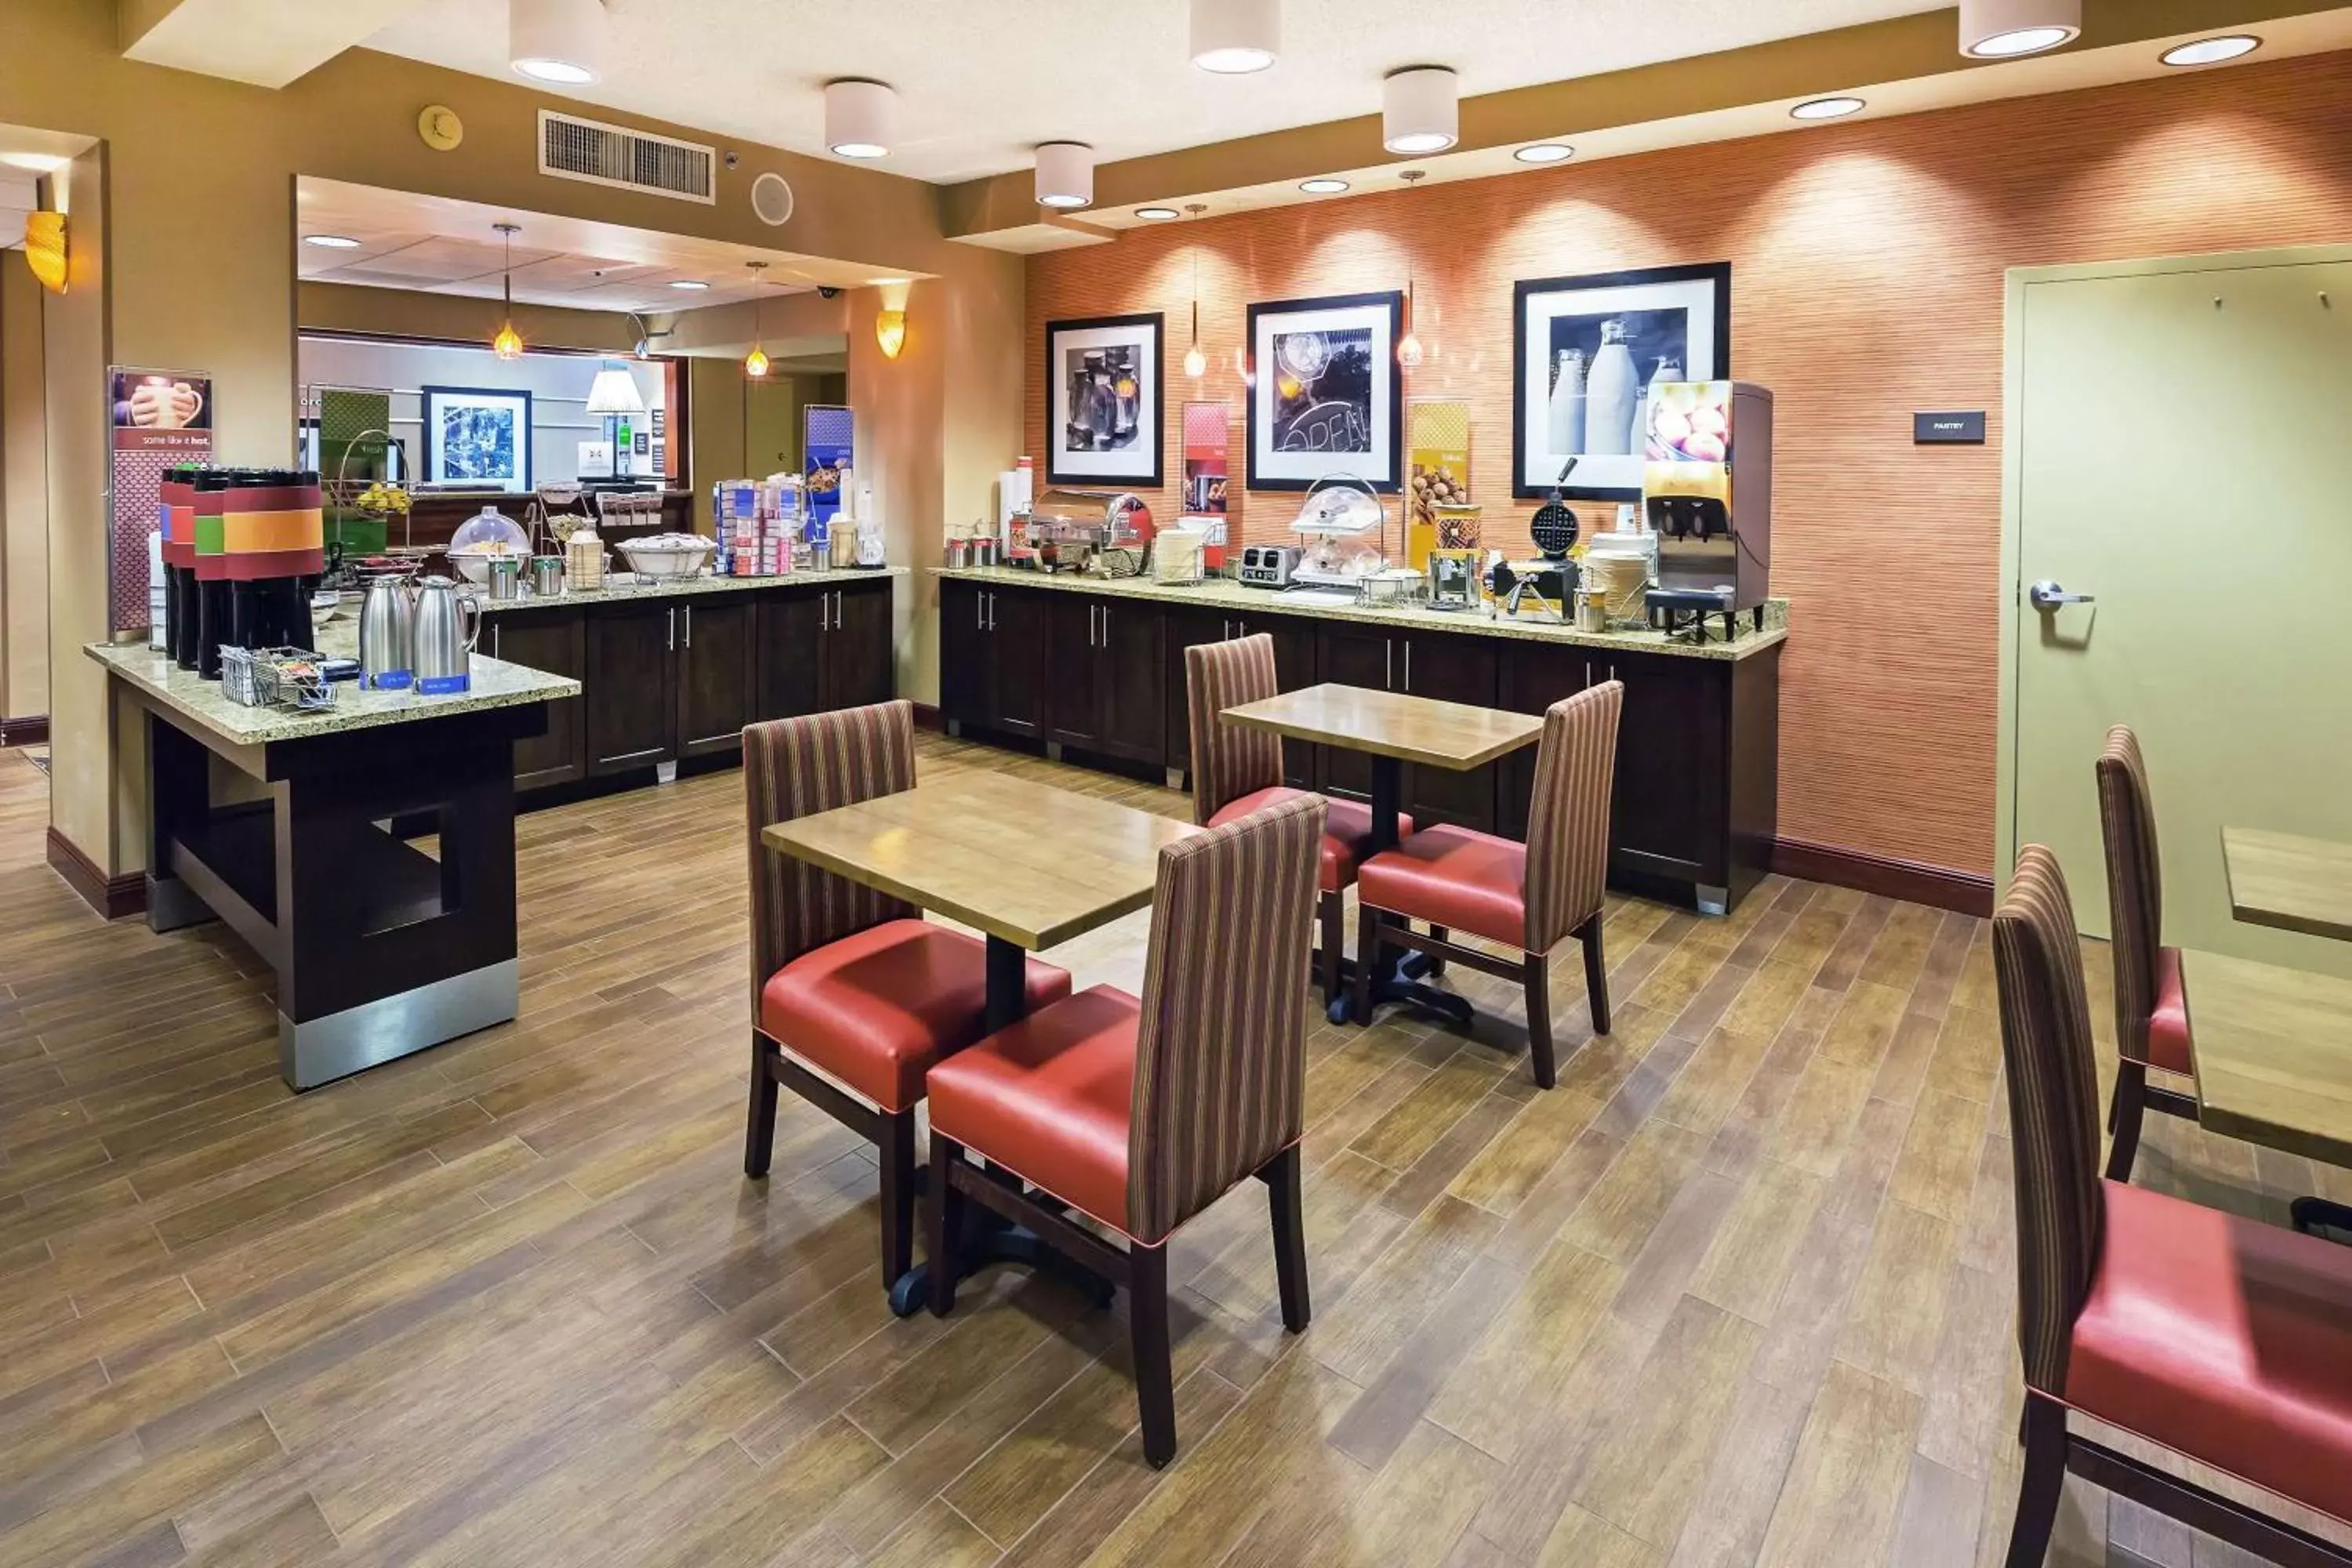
[2027,579,2096,610]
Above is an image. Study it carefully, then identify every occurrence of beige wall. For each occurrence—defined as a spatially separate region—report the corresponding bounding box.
[2,263,50,722]
[3,0,1023,881]
[297,281,646,354]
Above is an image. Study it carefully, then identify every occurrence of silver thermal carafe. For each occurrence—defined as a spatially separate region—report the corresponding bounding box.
[358,575,415,691]
[411,575,481,695]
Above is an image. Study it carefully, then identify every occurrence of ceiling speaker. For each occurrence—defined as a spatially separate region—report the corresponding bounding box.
[750,172,794,227]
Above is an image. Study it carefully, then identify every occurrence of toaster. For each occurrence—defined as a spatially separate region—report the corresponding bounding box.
[1236,544,1301,589]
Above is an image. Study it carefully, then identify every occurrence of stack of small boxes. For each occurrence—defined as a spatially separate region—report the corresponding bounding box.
[713,476,804,577]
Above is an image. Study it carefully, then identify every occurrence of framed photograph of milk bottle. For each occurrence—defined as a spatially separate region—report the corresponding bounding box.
[1045,313,1164,488]
[1510,262,1730,500]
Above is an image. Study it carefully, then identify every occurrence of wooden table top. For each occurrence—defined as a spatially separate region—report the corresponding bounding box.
[2223,826,2352,944]
[1220,683,1544,771]
[2180,947,2352,1167]
[760,772,1200,951]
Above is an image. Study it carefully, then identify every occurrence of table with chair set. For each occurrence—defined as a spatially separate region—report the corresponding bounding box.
[1988,725,2352,1568]
[739,643,1635,1469]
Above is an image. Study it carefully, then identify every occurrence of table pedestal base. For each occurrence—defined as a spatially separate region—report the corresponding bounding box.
[885,1172,1116,1318]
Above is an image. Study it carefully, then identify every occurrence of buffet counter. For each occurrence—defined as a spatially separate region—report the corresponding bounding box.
[931,565,1786,660]
[89,637,579,1090]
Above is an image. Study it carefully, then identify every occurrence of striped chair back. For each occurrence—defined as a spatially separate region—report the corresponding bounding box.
[1126,792,1326,1243]
[1185,633,1283,826]
[1523,681,1624,953]
[2096,726,2165,1065]
[744,701,919,1004]
[1991,845,2107,1396]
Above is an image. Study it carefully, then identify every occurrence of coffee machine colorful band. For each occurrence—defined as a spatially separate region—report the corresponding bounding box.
[183,468,327,679]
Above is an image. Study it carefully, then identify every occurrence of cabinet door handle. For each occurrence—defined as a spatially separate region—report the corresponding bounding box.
[1584,659,1593,690]
[1221,619,1229,641]
[976,592,985,631]
[492,623,501,659]
[834,590,844,628]
[1403,641,1412,692]
[987,593,996,632]
[684,605,692,649]
[1609,665,1617,684]
[1385,639,1393,689]
[1101,605,1109,646]
[1088,604,1098,648]
[668,608,676,652]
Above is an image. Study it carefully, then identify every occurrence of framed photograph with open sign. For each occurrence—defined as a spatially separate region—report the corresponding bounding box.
[1045,313,1163,488]
[1247,290,1403,492]
[1512,262,1730,500]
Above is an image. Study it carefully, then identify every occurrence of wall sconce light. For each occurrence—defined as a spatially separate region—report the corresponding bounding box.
[22,211,67,294]
[875,308,907,359]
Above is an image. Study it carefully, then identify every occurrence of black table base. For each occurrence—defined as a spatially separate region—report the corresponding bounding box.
[885,931,1119,1316]
[1333,755,1479,1028]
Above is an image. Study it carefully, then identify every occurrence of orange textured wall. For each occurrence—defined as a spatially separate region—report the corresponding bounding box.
[1025,51,2352,877]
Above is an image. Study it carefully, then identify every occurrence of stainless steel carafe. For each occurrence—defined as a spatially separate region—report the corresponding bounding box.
[358,575,415,690]
[412,575,481,695]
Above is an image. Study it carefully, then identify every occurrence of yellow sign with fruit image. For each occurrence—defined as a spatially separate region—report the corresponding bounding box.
[1642,380,1735,506]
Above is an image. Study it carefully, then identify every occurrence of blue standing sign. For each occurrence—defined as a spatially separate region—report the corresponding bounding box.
[804,405,854,556]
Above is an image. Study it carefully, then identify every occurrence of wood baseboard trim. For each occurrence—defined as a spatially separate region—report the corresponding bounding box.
[910,702,942,732]
[46,828,148,920]
[1770,836,1993,918]
[0,715,48,746]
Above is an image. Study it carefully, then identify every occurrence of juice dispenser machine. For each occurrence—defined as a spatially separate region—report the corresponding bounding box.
[1641,382,1773,637]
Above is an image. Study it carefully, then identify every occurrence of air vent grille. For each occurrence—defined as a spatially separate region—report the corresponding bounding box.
[538,111,716,204]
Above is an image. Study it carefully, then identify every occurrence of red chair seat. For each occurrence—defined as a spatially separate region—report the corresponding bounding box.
[2066,1178,2352,1523]
[924,985,1140,1233]
[2147,945,2194,1076]
[759,919,1071,1114]
[1356,824,1528,949]
[1208,786,1407,894]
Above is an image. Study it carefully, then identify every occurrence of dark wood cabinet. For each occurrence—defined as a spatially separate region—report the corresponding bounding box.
[1046,596,1102,750]
[1313,625,1399,804]
[585,600,679,775]
[1162,607,1228,775]
[1397,630,1499,834]
[1091,597,1163,764]
[490,607,586,791]
[989,589,1049,740]
[1163,607,1312,786]
[676,597,757,757]
[823,581,895,711]
[755,589,825,723]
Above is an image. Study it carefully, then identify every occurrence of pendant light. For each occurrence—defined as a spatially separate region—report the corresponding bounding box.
[1383,67,1458,155]
[742,260,771,378]
[1396,173,1425,368]
[824,79,897,159]
[490,223,524,361]
[1190,0,1278,74]
[1035,142,1094,209]
[510,0,607,84]
[1181,205,1210,378]
[1959,0,2080,58]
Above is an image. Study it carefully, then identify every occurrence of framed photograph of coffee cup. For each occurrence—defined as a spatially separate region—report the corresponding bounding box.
[1046,313,1164,488]
[1246,291,1403,492]
[1512,262,1730,500]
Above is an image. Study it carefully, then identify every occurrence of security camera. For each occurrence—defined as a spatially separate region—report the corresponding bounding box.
[816,285,841,299]
[724,150,741,169]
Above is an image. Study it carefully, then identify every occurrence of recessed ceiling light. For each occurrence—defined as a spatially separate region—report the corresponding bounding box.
[1791,96,1867,121]
[303,234,362,249]
[826,80,897,160]
[1514,143,1573,165]
[1969,25,2073,55]
[1299,178,1349,194]
[2161,34,2260,67]
[0,151,68,172]
[668,279,710,290]
[1134,206,1181,220]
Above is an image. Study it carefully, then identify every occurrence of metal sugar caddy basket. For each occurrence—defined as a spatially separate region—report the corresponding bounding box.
[220,646,338,711]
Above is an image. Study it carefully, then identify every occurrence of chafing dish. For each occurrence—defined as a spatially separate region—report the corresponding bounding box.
[1022,488,1156,577]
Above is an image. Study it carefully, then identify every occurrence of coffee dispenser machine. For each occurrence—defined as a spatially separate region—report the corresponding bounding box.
[1641,382,1773,634]
[191,468,327,677]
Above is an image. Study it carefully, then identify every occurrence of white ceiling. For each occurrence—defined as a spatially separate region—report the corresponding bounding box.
[361,0,1948,184]
[295,176,916,312]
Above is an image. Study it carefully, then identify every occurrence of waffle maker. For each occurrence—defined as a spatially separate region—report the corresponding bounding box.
[1489,459,1580,620]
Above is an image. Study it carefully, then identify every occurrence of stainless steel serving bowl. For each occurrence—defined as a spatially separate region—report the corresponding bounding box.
[615,535,717,579]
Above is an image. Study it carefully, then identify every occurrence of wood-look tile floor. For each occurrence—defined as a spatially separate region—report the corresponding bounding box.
[2,736,2346,1567]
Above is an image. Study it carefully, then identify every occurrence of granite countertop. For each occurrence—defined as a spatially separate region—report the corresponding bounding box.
[87,622,580,746]
[474,565,908,615]
[933,566,1787,661]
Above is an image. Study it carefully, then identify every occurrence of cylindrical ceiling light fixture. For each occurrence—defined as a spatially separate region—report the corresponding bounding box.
[510,0,607,84]
[824,79,897,159]
[1383,67,1458,155]
[1190,0,1279,74]
[1959,0,2080,58]
[1035,142,1094,209]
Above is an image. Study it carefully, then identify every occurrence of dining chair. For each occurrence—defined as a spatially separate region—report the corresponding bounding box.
[1992,844,2352,1568]
[743,699,1073,1288]
[1186,633,1404,1006]
[922,793,1325,1469]
[2096,725,2198,1181]
[1351,681,1623,1089]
